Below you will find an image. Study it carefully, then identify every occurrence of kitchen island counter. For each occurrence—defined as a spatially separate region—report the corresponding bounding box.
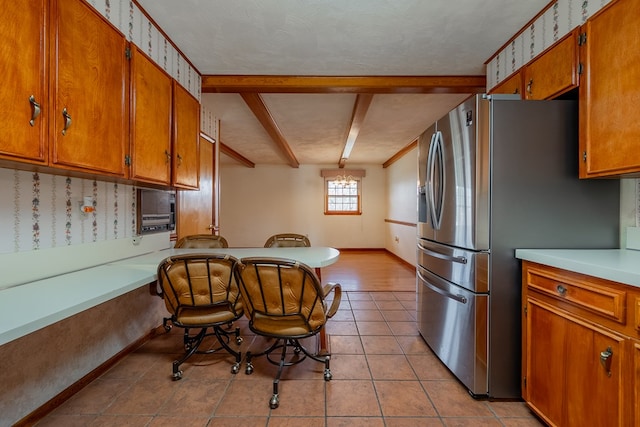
[515,248,640,287]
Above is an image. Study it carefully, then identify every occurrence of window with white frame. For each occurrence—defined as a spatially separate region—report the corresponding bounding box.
[322,170,364,215]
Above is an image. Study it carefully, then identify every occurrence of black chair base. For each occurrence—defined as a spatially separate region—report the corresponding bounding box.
[172,324,243,380]
[245,338,331,409]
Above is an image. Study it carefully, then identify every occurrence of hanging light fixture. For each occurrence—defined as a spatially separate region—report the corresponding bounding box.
[334,174,355,186]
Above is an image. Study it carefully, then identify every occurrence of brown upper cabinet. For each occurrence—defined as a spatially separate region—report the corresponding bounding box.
[172,81,200,189]
[490,28,579,100]
[523,28,580,100]
[0,0,202,188]
[490,70,523,96]
[579,0,640,178]
[0,0,48,164]
[129,46,173,186]
[50,0,129,177]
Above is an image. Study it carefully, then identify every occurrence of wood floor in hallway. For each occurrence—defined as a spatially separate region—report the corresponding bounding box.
[322,249,416,293]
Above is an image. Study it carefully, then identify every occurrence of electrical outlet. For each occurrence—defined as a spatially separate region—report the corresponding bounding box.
[132,235,142,245]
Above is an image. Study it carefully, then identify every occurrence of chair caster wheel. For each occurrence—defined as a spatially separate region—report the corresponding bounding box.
[172,370,183,381]
[269,394,279,409]
[164,324,172,332]
[324,370,332,381]
[231,363,240,374]
[245,363,254,375]
[236,337,243,345]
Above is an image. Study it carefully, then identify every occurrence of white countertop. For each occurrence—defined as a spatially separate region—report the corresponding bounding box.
[515,248,640,287]
[0,246,340,346]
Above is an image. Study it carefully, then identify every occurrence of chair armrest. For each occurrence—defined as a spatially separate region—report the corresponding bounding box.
[323,282,342,319]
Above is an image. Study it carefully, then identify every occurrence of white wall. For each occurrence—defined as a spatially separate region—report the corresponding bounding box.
[384,146,418,266]
[219,163,386,248]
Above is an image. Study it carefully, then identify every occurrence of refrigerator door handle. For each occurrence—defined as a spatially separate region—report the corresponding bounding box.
[417,267,468,304]
[427,131,445,229]
[425,131,437,227]
[417,242,468,264]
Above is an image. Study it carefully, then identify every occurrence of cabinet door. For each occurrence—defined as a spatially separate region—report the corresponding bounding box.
[563,317,625,427]
[526,298,625,427]
[0,0,48,163]
[525,299,566,426]
[172,81,200,189]
[489,71,522,96]
[523,28,579,100]
[129,46,172,185]
[50,0,128,176]
[579,0,640,177]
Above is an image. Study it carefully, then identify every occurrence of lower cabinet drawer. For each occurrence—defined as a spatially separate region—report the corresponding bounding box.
[525,264,626,324]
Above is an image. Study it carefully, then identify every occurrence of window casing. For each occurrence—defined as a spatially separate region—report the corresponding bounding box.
[325,177,361,215]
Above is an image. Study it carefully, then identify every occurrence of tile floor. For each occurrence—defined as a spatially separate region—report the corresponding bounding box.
[36,291,545,426]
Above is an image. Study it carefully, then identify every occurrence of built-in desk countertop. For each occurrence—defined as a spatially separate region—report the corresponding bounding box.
[0,247,340,346]
[515,248,640,287]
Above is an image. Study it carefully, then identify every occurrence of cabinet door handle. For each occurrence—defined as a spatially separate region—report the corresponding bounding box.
[29,95,41,126]
[600,347,613,377]
[61,108,72,135]
[176,153,182,166]
[556,284,567,296]
[526,79,533,96]
[164,150,171,164]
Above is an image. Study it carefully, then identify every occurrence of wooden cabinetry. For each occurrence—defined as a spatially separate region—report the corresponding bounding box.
[523,28,579,100]
[172,81,200,189]
[522,261,639,427]
[0,0,48,164]
[489,28,578,101]
[50,0,128,177]
[579,0,640,178]
[129,45,172,185]
[489,71,522,96]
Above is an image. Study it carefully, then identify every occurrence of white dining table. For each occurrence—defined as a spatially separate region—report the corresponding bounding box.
[111,246,340,270]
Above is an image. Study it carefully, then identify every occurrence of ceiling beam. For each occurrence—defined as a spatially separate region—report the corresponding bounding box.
[339,94,373,168]
[202,75,486,94]
[383,139,418,168]
[240,93,300,168]
[219,140,255,168]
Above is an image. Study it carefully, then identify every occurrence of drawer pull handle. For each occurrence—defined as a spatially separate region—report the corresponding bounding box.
[556,284,567,296]
[600,347,613,377]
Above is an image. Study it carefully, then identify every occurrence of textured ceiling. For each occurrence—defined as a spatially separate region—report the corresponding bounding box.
[138,0,548,166]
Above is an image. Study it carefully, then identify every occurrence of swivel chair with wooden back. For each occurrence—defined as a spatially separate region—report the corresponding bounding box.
[234,257,341,409]
[175,234,229,248]
[263,233,310,248]
[156,253,244,379]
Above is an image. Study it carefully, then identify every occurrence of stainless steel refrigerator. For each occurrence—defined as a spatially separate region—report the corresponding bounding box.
[416,94,620,399]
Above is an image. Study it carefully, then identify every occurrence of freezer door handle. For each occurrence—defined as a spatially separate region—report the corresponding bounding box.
[417,242,467,264]
[417,267,468,304]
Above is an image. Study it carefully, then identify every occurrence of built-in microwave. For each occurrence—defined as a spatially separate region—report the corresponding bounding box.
[136,189,176,234]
